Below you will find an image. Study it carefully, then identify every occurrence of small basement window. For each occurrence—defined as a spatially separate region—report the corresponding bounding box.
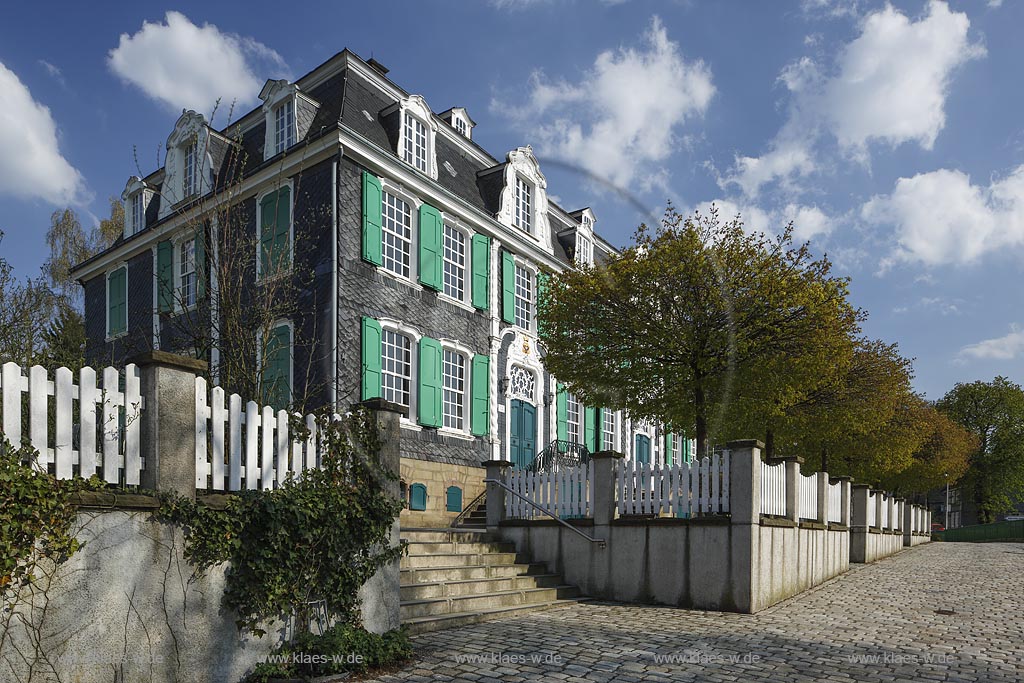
[446,486,463,513]
[409,483,427,511]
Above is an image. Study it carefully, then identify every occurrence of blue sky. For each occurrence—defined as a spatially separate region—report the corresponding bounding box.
[0,0,1021,399]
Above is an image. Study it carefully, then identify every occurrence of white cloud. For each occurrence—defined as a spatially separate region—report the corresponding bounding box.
[862,165,1024,268]
[494,16,714,190]
[0,62,87,205]
[958,325,1024,361]
[893,296,961,316]
[988,0,1004,8]
[724,1,983,197]
[691,200,832,242]
[108,11,287,115]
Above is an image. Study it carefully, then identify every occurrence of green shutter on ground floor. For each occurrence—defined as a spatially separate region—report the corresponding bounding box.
[362,171,383,266]
[556,383,568,442]
[107,268,127,336]
[470,354,489,436]
[471,234,490,310]
[584,406,597,452]
[501,250,515,324]
[361,317,382,401]
[262,324,291,410]
[666,432,674,465]
[418,336,443,427]
[157,240,173,312]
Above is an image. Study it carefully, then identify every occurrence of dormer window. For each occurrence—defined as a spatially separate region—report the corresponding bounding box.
[130,193,143,233]
[274,100,295,154]
[121,176,152,237]
[513,176,533,234]
[403,111,428,173]
[183,141,197,198]
[440,107,475,140]
[455,118,466,136]
[576,235,593,266]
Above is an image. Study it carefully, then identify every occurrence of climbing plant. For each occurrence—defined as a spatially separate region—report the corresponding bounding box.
[159,407,406,636]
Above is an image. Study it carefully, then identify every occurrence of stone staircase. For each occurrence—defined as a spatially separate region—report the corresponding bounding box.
[400,528,586,634]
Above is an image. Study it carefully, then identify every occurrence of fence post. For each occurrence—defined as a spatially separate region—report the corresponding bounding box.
[816,471,828,525]
[133,351,207,501]
[485,459,511,532]
[832,476,852,527]
[726,440,763,613]
[851,485,869,527]
[887,495,896,532]
[780,456,803,523]
[590,450,623,525]
[873,490,884,529]
[903,501,912,546]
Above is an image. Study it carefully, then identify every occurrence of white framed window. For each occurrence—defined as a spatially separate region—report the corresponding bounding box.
[178,238,197,309]
[602,409,618,452]
[508,364,536,403]
[382,328,412,409]
[274,100,296,154]
[455,118,467,136]
[566,392,581,444]
[442,225,466,301]
[130,193,144,235]
[183,142,197,198]
[442,349,467,430]
[513,176,533,234]
[403,111,428,173]
[382,192,413,278]
[513,264,533,330]
[576,235,593,267]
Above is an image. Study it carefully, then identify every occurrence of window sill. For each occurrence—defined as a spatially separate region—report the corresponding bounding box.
[437,427,475,441]
[256,267,294,285]
[105,332,128,343]
[438,294,478,314]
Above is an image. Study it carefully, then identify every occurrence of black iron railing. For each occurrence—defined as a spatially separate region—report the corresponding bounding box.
[526,439,591,473]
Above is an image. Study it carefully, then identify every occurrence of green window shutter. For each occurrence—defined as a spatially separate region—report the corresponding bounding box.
[684,437,692,463]
[418,204,443,291]
[275,186,291,270]
[666,432,674,466]
[157,240,173,312]
[471,234,490,310]
[501,250,515,324]
[260,192,279,276]
[361,317,382,401]
[362,171,383,266]
[194,229,207,300]
[595,408,604,450]
[584,406,597,452]
[556,383,568,442]
[108,269,127,336]
[409,483,427,511]
[536,271,549,335]
[418,337,443,427]
[446,486,463,512]
[470,354,489,436]
[263,324,291,410]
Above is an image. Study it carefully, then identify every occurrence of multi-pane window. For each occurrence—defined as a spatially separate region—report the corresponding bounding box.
[513,264,532,329]
[602,410,617,452]
[381,329,412,409]
[183,142,197,198]
[513,176,532,233]
[576,235,592,266]
[274,100,295,154]
[566,393,581,444]
[442,349,466,430]
[129,192,144,235]
[455,117,467,136]
[443,225,466,300]
[403,111,427,173]
[381,192,412,278]
[179,238,197,308]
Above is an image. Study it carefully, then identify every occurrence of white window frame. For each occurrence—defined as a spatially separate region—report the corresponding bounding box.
[602,409,619,453]
[403,111,429,174]
[254,180,295,281]
[182,141,197,198]
[381,190,414,280]
[576,234,593,267]
[455,117,467,136]
[441,345,470,434]
[105,264,128,342]
[513,175,533,234]
[274,99,296,155]
[513,261,534,331]
[129,192,145,236]
[256,319,294,408]
[441,222,470,306]
[176,236,198,311]
[566,392,581,444]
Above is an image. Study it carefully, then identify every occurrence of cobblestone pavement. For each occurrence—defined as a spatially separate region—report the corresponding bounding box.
[368,543,1024,682]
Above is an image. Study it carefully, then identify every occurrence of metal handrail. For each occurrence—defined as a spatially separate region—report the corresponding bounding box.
[483,478,606,548]
[449,489,486,528]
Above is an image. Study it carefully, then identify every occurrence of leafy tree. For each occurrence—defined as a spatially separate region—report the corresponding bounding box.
[881,400,974,498]
[938,377,1024,523]
[43,200,121,311]
[0,231,57,366]
[40,307,87,372]
[538,205,861,455]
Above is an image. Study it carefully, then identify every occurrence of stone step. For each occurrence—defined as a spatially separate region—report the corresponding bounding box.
[404,541,516,556]
[401,528,491,544]
[403,597,590,635]
[400,562,547,585]
[400,574,564,601]
[400,585,581,620]
[400,552,520,570]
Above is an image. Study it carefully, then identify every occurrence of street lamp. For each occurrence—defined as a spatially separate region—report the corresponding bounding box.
[944,473,949,529]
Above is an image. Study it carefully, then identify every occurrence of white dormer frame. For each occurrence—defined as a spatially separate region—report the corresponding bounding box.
[121,176,153,237]
[260,79,305,160]
[575,208,597,267]
[160,110,212,219]
[446,107,475,140]
[395,95,438,180]
[496,147,552,255]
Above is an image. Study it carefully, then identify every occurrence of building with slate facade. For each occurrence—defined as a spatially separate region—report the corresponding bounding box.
[72,49,694,526]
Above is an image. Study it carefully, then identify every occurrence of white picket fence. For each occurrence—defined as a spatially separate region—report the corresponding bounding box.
[0,362,142,484]
[880,496,890,529]
[760,461,787,516]
[866,492,877,528]
[798,473,818,521]
[504,461,594,519]
[827,482,842,524]
[617,453,730,517]
[194,377,322,491]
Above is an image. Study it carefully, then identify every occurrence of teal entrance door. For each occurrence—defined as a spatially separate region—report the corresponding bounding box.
[509,399,537,469]
[635,434,651,465]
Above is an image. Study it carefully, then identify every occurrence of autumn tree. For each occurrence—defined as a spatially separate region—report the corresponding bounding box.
[537,206,862,455]
[938,377,1024,523]
[43,199,121,310]
[0,231,57,366]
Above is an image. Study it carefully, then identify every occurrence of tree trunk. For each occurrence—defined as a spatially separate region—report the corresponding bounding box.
[764,429,775,461]
[695,384,708,458]
[821,446,828,473]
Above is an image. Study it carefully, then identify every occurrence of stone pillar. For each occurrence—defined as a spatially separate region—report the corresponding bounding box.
[816,471,829,525]
[832,476,853,527]
[354,397,406,634]
[849,484,871,564]
[590,450,624,526]
[726,440,763,613]
[780,456,803,523]
[903,501,913,547]
[484,459,511,532]
[132,351,208,501]
[887,495,896,532]
[851,485,869,527]
[874,491,884,530]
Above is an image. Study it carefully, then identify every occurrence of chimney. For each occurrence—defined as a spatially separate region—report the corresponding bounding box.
[367,57,389,76]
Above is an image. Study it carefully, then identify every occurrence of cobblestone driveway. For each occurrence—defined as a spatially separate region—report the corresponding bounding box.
[369,543,1023,682]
